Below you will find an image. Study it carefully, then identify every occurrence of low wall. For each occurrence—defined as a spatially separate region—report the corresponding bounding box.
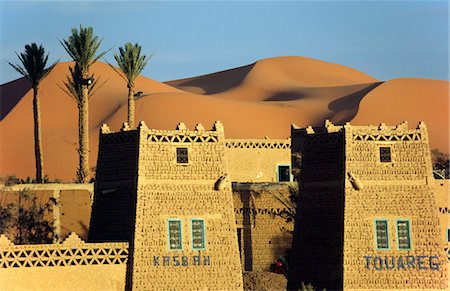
[0,184,93,241]
[0,232,128,291]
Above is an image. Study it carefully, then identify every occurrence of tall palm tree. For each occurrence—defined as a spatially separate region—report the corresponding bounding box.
[9,43,58,183]
[60,25,107,183]
[110,42,150,128]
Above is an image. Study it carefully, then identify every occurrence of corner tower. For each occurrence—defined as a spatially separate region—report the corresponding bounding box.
[288,120,448,290]
[90,121,243,290]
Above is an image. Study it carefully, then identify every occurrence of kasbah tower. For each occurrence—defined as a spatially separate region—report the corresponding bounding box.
[89,121,243,290]
[288,120,448,290]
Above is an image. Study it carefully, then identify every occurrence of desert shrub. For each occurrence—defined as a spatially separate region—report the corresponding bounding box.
[2,175,21,186]
[0,175,62,185]
[0,189,56,244]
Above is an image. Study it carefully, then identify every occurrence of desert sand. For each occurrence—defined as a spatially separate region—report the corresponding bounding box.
[0,56,448,181]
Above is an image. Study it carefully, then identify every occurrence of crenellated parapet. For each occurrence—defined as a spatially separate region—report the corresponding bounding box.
[99,121,225,144]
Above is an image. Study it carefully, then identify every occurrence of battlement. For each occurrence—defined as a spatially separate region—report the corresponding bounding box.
[100,121,225,143]
[292,120,427,140]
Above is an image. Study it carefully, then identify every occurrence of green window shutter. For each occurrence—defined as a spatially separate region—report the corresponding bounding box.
[397,220,411,250]
[375,219,389,250]
[191,219,206,250]
[168,219,182,250]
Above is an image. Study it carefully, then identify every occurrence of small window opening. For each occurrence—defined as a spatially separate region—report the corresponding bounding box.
[277,165,290,182]
[176,147,188,164]
[379,147,392,163]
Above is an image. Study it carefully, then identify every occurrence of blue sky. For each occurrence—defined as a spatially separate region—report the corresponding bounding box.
[0,0,448,84]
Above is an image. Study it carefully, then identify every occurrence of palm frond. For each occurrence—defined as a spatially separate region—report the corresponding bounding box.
[113,42,151,88]
[60,25,108,74]
[8,43,58,87]
[105,60,128,84]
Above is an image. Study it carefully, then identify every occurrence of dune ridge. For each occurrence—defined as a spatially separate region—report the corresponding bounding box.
[0,56,448,181]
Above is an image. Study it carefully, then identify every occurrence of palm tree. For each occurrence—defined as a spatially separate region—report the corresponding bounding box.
[9,43,58,183]
[110,42,150,128]
[60,25,107,183]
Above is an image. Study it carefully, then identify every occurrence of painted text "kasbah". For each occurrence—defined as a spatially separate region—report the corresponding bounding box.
[153,256,211,267]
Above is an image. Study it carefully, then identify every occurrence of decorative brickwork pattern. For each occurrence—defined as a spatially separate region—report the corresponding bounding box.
[0,233,128,290]
[226,139,291,149]
[289,120,448,290]
[0,233,128,268]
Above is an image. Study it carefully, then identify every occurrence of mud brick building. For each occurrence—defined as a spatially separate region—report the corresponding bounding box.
[89,121,243,290]
[288,120,448,290]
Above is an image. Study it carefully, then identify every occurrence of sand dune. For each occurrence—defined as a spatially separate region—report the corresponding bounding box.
[0,57,448,181]
[351,78,449,152]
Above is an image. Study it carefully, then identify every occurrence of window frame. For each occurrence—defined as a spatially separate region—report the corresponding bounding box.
[276,164,291,182]
[190,218,206,251]
[396,219,412,250]
[176,147,189,164]
[379,146,392,163]
[167,218,183,251]
[374,219,390,250]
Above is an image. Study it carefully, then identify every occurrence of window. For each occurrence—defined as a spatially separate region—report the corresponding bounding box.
[375,219,389,250]
[191,219,206,250]
[447,228,450,242]
[277,165,290,182]
[379,147,392,163]
[168,219,182,250]
[396,219,411,250]
[176,147,188,164]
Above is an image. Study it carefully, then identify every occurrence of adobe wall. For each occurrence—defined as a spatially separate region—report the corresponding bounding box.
[0,184,93,241]
[225,139,291,182]
[232,182,295,272]
[288,123,345,290]
[89,127,139,243]
[435,179,449,275]
[0,233,128,291]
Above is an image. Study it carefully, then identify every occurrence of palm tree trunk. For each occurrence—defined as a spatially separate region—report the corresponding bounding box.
[127,86,135,128]
[33,87,44,183]
[76,85,90,183]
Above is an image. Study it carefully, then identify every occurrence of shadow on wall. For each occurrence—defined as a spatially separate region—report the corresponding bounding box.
[269,231,293,266]
[241,190,256,271]
[288,132,345,290]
